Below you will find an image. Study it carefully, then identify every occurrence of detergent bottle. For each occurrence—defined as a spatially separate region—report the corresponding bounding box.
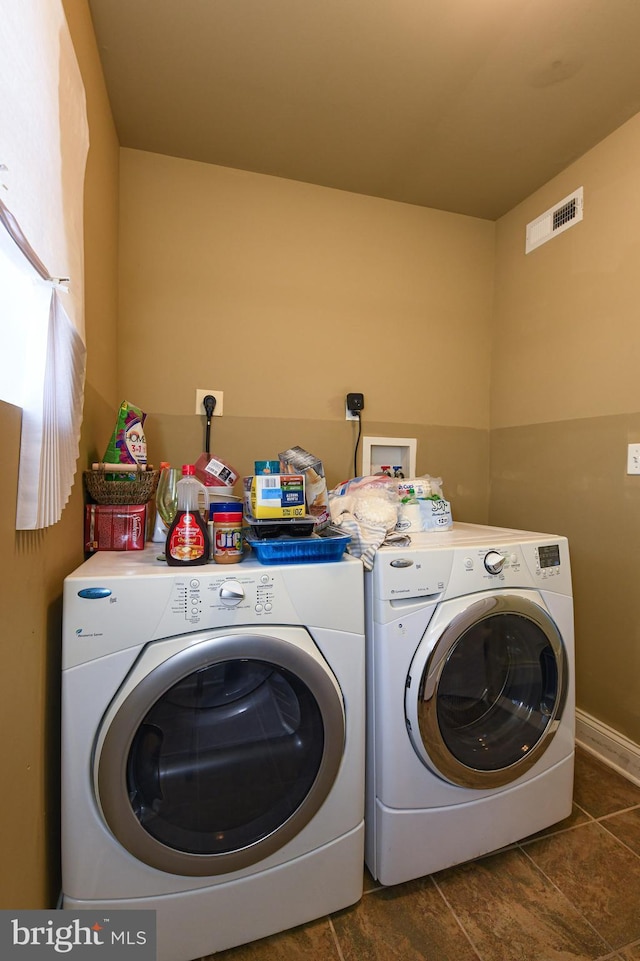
[166,465,210,566]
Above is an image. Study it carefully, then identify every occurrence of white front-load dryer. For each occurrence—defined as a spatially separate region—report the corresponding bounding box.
[61,547,365,961]
[365,522,575,886]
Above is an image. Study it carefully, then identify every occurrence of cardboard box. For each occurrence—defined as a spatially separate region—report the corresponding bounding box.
[243,474,306,518]
[278,446,330,528]
[85,504,147,552]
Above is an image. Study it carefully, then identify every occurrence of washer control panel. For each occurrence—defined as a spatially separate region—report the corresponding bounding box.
[166,570,282,626]
[63,548,364,669]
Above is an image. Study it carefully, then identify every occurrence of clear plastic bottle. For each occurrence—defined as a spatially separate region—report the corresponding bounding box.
[166,465,210,566]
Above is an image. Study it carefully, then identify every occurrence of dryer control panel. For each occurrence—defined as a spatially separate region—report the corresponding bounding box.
[437,537,571,601]
[370,526,572,604]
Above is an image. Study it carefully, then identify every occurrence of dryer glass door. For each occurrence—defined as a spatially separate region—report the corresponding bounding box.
[97,632,345,876]
[407,594,567,788]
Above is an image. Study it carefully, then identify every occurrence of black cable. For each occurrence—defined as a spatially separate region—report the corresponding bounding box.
[203,395,216,455]
[354,411,362,477]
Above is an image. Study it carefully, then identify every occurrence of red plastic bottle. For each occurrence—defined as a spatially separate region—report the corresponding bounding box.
[166,465,210,566]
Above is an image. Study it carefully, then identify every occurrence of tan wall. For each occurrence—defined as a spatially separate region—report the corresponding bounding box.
[0,0,120,907]
[491,112,640,743]
[117,149,495,520]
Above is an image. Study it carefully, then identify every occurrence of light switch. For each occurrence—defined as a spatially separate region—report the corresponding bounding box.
[627,444,640,474]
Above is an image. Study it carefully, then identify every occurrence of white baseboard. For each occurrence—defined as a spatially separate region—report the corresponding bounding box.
[575,708,640,787]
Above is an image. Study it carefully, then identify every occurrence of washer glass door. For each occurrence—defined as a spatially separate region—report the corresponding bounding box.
[97,632,345,876]
[406,594,567,788]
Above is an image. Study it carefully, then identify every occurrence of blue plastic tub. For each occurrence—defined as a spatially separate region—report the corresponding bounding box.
[245,527,350,564]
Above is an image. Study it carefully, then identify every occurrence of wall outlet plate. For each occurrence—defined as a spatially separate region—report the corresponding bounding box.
[195,389,223,416]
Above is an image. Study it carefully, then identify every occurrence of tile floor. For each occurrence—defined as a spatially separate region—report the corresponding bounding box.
[210,747,640,961]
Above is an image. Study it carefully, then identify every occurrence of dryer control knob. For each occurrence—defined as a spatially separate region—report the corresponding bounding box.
[219,580,245,606]
[484,550,505,575]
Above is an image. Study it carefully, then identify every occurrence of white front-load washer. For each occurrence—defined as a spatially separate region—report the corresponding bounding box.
[365,522,575,886]
[61,546,365,961]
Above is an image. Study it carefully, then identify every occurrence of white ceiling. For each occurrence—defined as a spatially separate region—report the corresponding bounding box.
[88,0,640,220]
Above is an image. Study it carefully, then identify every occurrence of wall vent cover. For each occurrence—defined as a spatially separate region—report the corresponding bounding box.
[525,187,583,253]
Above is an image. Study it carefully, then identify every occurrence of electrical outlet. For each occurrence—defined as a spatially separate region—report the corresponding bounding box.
[627,443,640,474]
[345,392,364,421]
[195,389,223,416]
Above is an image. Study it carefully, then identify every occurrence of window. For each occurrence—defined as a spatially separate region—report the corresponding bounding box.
[0,0,89,529]
[0,228,49,410]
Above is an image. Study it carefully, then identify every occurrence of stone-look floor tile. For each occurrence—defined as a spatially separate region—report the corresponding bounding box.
[206,917,341,961]
[600,808,640,856]
[331,876,480,961]
[518,802,590,843]
[574,749,640,818]
[619,941,640,959]
[434,845,608,961]
[523,821,640,949]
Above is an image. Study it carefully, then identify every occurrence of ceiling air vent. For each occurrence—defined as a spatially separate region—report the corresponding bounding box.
[525,187,583,254]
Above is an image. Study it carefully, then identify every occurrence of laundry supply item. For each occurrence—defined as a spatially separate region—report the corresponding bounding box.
[102,401,147,476]
[278,446,330,528]
[166,465,210,566]
[244,474,306,519]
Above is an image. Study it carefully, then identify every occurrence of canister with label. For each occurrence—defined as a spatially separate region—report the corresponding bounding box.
[211,503,244,564]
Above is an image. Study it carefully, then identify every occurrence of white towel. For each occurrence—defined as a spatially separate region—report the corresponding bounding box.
[329,484,410,570]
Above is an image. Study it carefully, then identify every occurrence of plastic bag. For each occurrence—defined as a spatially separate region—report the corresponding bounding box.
[394,475,453,532]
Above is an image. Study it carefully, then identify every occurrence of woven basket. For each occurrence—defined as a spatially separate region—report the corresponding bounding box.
[84,468,159,506]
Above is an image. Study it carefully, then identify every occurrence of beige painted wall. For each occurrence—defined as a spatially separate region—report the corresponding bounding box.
[118,149,495,430]
[0,0,119,907]
[491,112,640,743]
[117,149,495,520]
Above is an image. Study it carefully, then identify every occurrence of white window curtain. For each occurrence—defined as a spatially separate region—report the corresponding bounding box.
[0,0,89,529]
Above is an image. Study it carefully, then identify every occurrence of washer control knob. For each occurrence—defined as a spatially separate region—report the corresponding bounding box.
[219,580,245,606]
[484,550,505,575]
